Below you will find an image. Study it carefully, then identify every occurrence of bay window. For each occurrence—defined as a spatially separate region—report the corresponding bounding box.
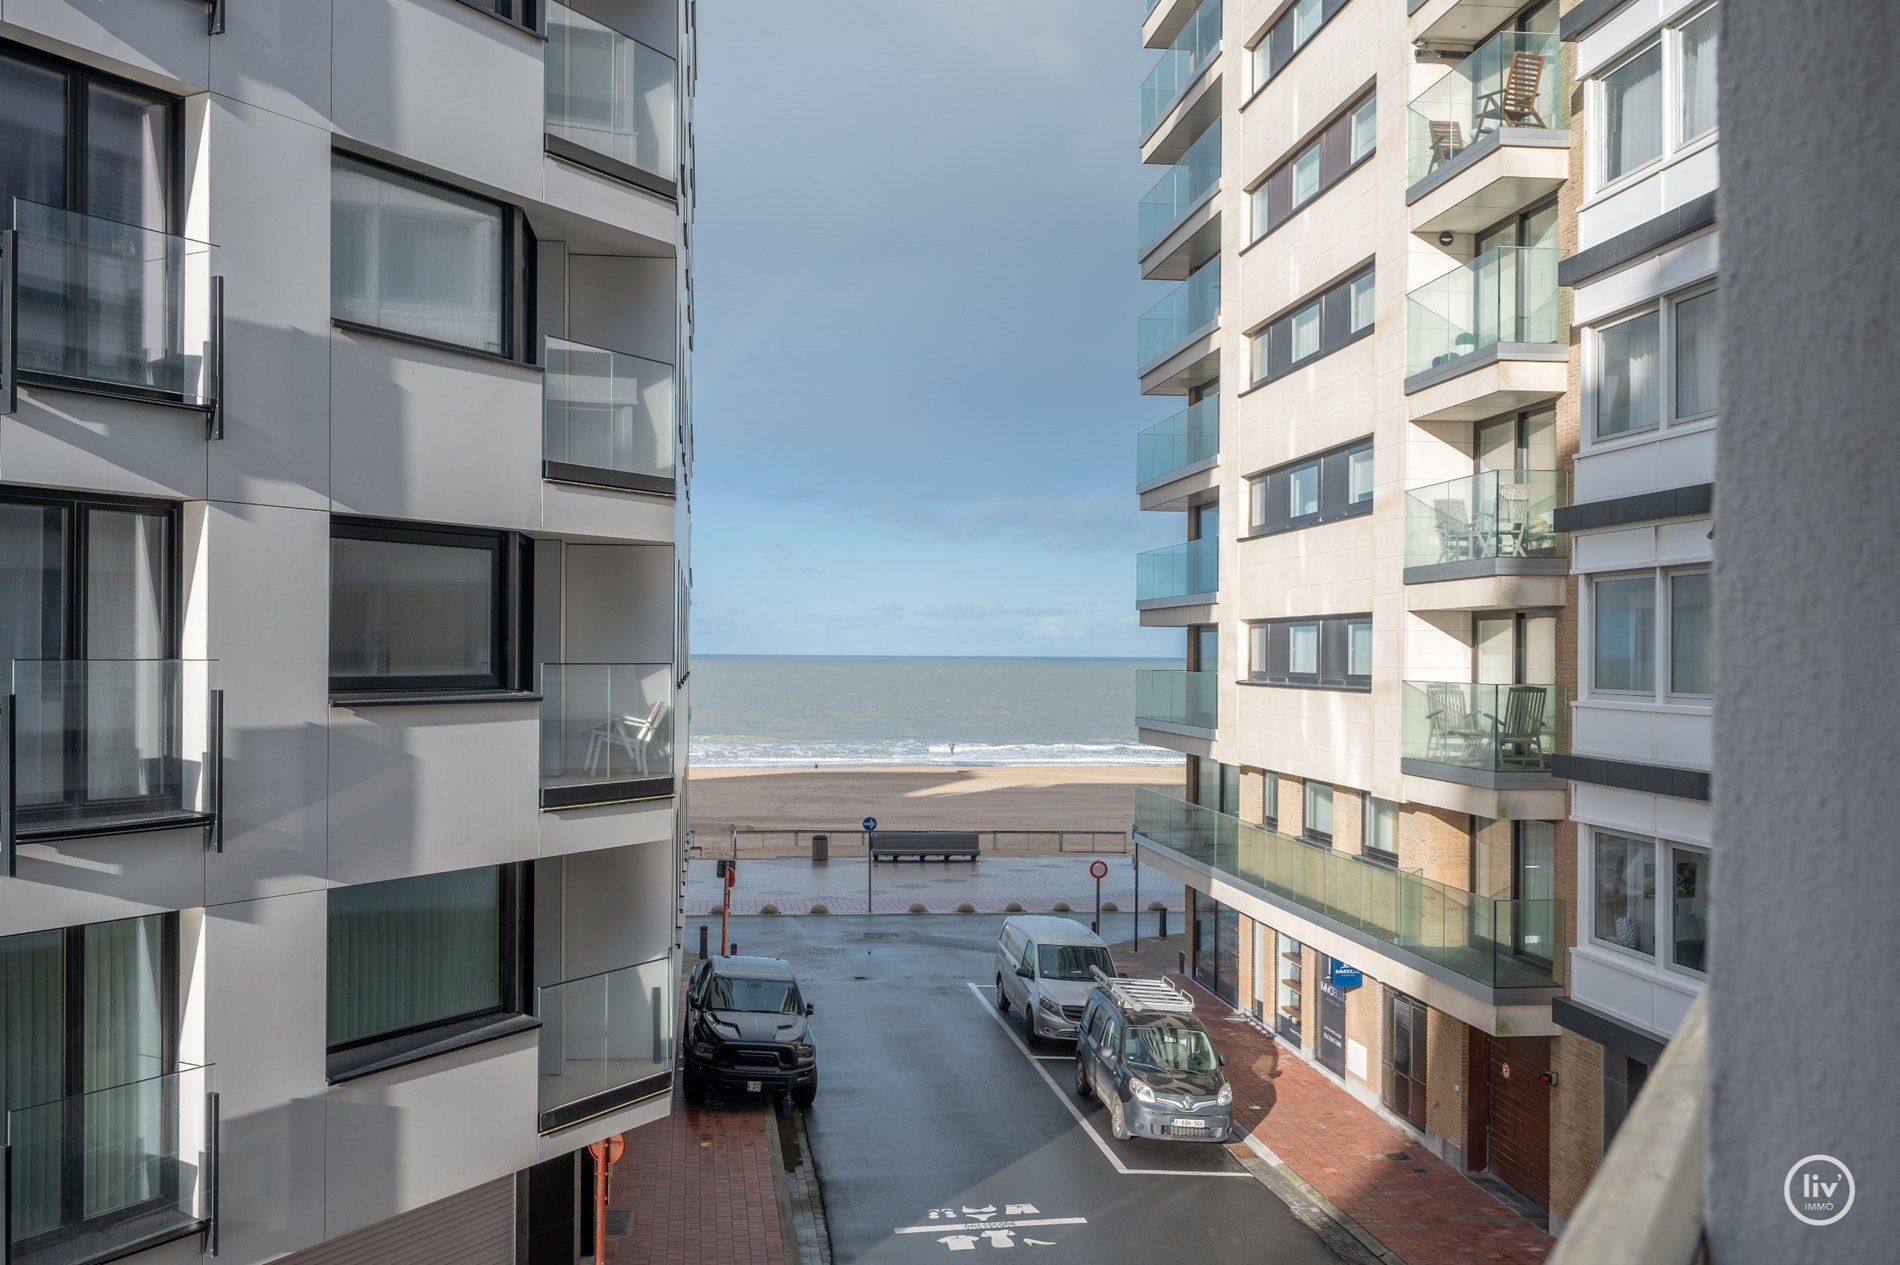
[1590,568,1712,700]
[1592,285,1719,443]
[1589,830,1712,977]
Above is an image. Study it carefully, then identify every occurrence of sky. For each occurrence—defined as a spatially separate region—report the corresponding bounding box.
[689,0,1181,659]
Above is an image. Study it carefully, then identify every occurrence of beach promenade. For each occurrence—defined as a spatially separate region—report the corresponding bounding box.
[685,854,1185,916]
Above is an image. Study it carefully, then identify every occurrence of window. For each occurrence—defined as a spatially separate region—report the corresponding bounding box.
[326,866,529,1060]
[1363,796,1398,862]
[1249,265,1375,385]
[331,154,533,359]
[1250,615,1372,689]
[1592,832,1656,956]
[1669,571,1712,696]
[329,519,531,696]
[1304,782,1334,843]
[1247,438,1373,534]
[1249,88,1375,240]
[1592,287,1718,442]
[1594,6,1719,191]
[1274,932,1302,1043]
[0,44,176,231]
[1670,845,1711,973]
[1592,575,1656,693]
[1591,569,1712,700]
[1264,771,1279,828]
[1250,0,1345,92]
[463,0,540,30]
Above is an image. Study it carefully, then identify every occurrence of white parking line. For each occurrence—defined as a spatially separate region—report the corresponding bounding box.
[965,982,1252,1180]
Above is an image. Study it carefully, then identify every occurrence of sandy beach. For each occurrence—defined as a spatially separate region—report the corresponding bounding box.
[689,764,1176,846]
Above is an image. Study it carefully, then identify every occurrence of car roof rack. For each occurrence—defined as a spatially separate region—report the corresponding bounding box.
[1089,966,1195,1015]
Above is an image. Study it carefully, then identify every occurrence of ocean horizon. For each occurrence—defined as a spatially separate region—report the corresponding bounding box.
[689,653,1180,769]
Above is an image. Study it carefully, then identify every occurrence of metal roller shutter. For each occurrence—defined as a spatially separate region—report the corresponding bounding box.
[276,1177,516,1265]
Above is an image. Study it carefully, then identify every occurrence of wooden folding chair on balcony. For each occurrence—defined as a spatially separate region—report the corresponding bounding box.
[1427,119,1466,170]
[1474,50,1550,132]
[1490,684,1550,770]
[1424,683,1485,762]
[1432,498,1478,563]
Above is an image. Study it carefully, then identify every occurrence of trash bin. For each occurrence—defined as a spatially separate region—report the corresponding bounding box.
[811,833,829,864]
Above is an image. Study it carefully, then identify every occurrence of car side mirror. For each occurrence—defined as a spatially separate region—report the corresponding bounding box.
[1016,964,1033,978]
[1218,1054,1228,1067]
[806,1003,816,1016]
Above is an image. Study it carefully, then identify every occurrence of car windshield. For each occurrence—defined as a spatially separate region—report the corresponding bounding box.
[705,975,803,1014]
[1036,944,1114,981]
[1123,1024,1218,1073]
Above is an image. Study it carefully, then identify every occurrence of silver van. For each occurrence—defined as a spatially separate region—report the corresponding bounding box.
[994,916,1116,1046]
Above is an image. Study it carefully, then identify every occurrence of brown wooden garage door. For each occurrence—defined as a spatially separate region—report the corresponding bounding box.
[1486,1036,1552,1208]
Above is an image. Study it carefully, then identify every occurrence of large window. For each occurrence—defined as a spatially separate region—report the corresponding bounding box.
[331,154,533,359]
[1249,0,1348,94]
[1590,569,1711,699]
[1303,781,1334,844]
[1593,286,1719,442]
[1590,831,1710,977]
[1248,614,1372,690]
[329,519,531,696]
[1249,264,1375,385]
[0,43,176,232]
[327,866,529,1061]
[1248,438,1373,534]
[1363,796,1398,864]
[1249,88,1376,240]
[1594,5,1718,190]
[1670,844,1711,974]
[1592,831,1655,956]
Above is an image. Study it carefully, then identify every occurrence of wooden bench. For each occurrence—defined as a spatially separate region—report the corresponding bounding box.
[869,831,980,862]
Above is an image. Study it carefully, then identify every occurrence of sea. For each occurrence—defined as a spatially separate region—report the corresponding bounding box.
[689,655,1179,768]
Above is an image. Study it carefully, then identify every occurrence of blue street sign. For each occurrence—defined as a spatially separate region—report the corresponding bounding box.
[862,816,878,833]
[1329,961,1363,991]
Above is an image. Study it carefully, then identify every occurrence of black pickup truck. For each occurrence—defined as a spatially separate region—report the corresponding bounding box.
[682,954,818,1106]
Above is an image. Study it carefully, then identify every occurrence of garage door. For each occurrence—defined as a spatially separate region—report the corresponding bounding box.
[1486,1037,1552,1208]
[276,1177,516,1265]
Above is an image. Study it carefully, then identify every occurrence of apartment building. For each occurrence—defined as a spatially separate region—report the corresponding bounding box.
[1131,0,1589,1224]
[0,2,693,1262]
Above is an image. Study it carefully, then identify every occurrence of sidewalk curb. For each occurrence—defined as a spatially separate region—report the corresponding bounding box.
[1237,1132,1407,1265]
[766,1102,835,1265]
[764,1106,801,1265]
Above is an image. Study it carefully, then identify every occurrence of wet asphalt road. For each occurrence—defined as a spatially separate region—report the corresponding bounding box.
[691,914,1345,1265]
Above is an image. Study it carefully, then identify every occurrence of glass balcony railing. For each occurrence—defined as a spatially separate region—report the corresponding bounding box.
[1135,790,1561,990]
[1401,680,1564,775]
[538,663,674,808]
[2,660,221,863]
[1407,30,1566,186]
[1136,669,1216,730]
[1403,470,1566,570]
[5,1063,215,1264]
[545,0,679,184]
[1136,396,1219,487]
[6,200,220,413]
[1405,246,1559,377]
[1138,255,1220,369]
[1136,538,1217,603]
[1139,0,1221,138]
[536,956,673,1133]
[543,336,677,492]
[1139,121,1221,253]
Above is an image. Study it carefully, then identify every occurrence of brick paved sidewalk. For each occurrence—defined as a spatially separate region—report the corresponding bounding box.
[609,1087,786,1265]
[1110,937,1551,1265]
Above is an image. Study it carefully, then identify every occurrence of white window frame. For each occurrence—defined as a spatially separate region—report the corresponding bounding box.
[1582,827,1711,981]
[1583,281,1719,451]
[1665,841,1712,979]
[1587,3,1720,199]
[1584,566,1713,703]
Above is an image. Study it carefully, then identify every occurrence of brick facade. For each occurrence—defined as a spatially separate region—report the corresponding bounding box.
[1424,1007,1471,1156]
[1239,766,1267,825]
[1399,803,1472,889]
[1547,1032,1604,1222]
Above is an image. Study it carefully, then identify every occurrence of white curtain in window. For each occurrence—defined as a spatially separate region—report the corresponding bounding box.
[82,917,168,1218]
[1593,833,1656,954]
[1597,311,1660,438]
[1602,43,1663,182]
[1680,10,1718,141]
[1674,290,1719,419]
[327,868,504,1047]
[0,929,66,1237]
[1669,572,1712,695]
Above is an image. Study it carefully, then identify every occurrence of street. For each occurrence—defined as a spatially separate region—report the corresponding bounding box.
[690,914,1349,1264]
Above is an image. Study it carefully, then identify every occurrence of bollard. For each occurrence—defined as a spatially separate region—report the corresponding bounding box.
[730,943,738,956]
[697,924,708,959]
[811,832,829,864]
[1158,907,1169,940]
[1178,949,1186,975]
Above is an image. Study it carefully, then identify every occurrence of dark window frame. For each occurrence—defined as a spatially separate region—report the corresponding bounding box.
[1246,0,1353,102]
[1248,86,1376,242]
[328,516,534,698]
[324,863,534,1067]
[1247,613,1372,691]
[448,0,544,37]
[1303,780,1334,846]
[1246,436,1374,535]
[329,150,539,365]
[1248,263,1376,388]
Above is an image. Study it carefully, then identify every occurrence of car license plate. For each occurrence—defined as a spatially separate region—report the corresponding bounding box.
[746,1080,763,1093]
[1172,1117,1206,1128]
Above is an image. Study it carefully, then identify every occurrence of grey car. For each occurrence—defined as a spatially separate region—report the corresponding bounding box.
[1073,973,1232,1142]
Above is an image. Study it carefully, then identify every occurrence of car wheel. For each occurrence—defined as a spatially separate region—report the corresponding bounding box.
[792,1076,816,1108]
[995,975,1009,1013]
[1109,1096,1130,1141]
[1073,1056,1091,1099]
[1021,1001,1040,1049]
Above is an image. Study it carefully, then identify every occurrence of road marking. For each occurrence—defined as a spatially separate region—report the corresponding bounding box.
[964,982,1251,1180]
[894,1217,1088,1235]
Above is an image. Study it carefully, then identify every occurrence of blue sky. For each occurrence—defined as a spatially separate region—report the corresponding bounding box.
[689,0,1180,658]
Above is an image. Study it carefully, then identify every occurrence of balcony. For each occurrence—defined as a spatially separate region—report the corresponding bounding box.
[1135,669,1217,735]
[3,1063,217,1265]
[1403,246,1564,419]
[1135,790,1561,994]
[1136,538,1217,610]
[1406,31,1568,232]
[2,660,222,872]
[1,201,222,434]
[1136,396,1218,498]
[538,663,675,810]
[543,336,678,495]
[1139,0,1221,156]
[1138,255,1219,389]
[1401,681,1565,791]
[544,0,680,196]
[1402,470,1567,599]
[536,956,674,1134]
[1139,122,1221,277]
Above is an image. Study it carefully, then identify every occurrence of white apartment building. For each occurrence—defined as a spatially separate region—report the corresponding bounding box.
[0,2,694,1262]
